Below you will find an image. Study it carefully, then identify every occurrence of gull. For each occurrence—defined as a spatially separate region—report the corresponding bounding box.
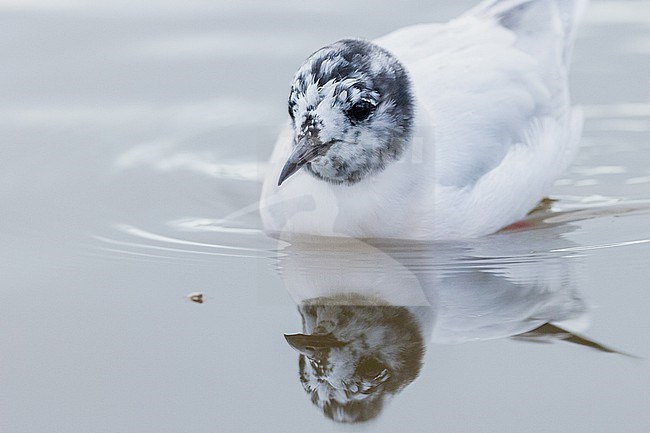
[260,0,588,240]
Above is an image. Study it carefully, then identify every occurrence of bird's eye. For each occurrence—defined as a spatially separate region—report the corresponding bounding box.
[356,357,384,379]
[348,100,375,122]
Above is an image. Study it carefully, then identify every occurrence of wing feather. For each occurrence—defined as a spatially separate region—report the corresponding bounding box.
[376,0,586,188]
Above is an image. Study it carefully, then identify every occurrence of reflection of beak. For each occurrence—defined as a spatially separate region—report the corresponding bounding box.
[277,134,327,186]
[284,333,346,358]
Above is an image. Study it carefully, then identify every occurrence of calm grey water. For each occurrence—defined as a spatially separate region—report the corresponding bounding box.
[1,1,650,432]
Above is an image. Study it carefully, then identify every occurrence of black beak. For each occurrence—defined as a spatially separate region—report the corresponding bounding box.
[284,333,346,358]
[277,134,326,186]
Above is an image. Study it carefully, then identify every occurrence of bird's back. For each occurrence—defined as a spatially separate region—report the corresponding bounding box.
[371,0,586,237]
[376,0,585,186]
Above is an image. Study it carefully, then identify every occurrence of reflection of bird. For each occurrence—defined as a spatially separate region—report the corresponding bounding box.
[279,216,630,423]
[261,0,587,240]
[285,296,425,423]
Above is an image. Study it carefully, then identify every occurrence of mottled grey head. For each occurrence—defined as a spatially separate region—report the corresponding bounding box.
[278,39,415,186]
[285,299,424,423]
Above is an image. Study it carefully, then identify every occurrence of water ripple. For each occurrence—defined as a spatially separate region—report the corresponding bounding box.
[91,222,276,261]
[89,202,650,268]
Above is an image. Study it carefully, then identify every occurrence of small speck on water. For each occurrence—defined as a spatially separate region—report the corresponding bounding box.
[187,292,204,304]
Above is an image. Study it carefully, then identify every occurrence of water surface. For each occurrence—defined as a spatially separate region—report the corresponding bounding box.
[1,1,650,432]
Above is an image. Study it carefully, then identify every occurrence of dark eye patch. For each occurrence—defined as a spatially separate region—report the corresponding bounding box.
[356,357,384,379]
[347,100,376,122]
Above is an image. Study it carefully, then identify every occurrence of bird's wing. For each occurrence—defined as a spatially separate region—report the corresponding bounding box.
[375,0,586,188]
[430,269,587,344]
[468,0,588,65]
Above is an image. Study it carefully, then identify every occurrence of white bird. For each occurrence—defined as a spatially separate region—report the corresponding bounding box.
[260,0,588,240]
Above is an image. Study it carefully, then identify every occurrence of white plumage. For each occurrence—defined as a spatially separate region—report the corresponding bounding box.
[260,0,588,240]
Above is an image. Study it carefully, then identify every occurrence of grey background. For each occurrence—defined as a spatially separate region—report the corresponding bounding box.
[1,1,649,432]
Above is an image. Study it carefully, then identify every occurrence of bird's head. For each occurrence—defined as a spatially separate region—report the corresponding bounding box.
[278,39,415,186]
[285,298,424,423]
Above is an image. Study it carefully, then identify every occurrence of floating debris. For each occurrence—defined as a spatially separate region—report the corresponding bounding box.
[187,292,204,304]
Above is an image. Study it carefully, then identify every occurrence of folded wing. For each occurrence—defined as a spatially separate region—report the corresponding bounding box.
[376,0,587,188]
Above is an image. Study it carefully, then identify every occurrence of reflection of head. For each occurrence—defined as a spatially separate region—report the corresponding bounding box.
[286,295,424,423]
